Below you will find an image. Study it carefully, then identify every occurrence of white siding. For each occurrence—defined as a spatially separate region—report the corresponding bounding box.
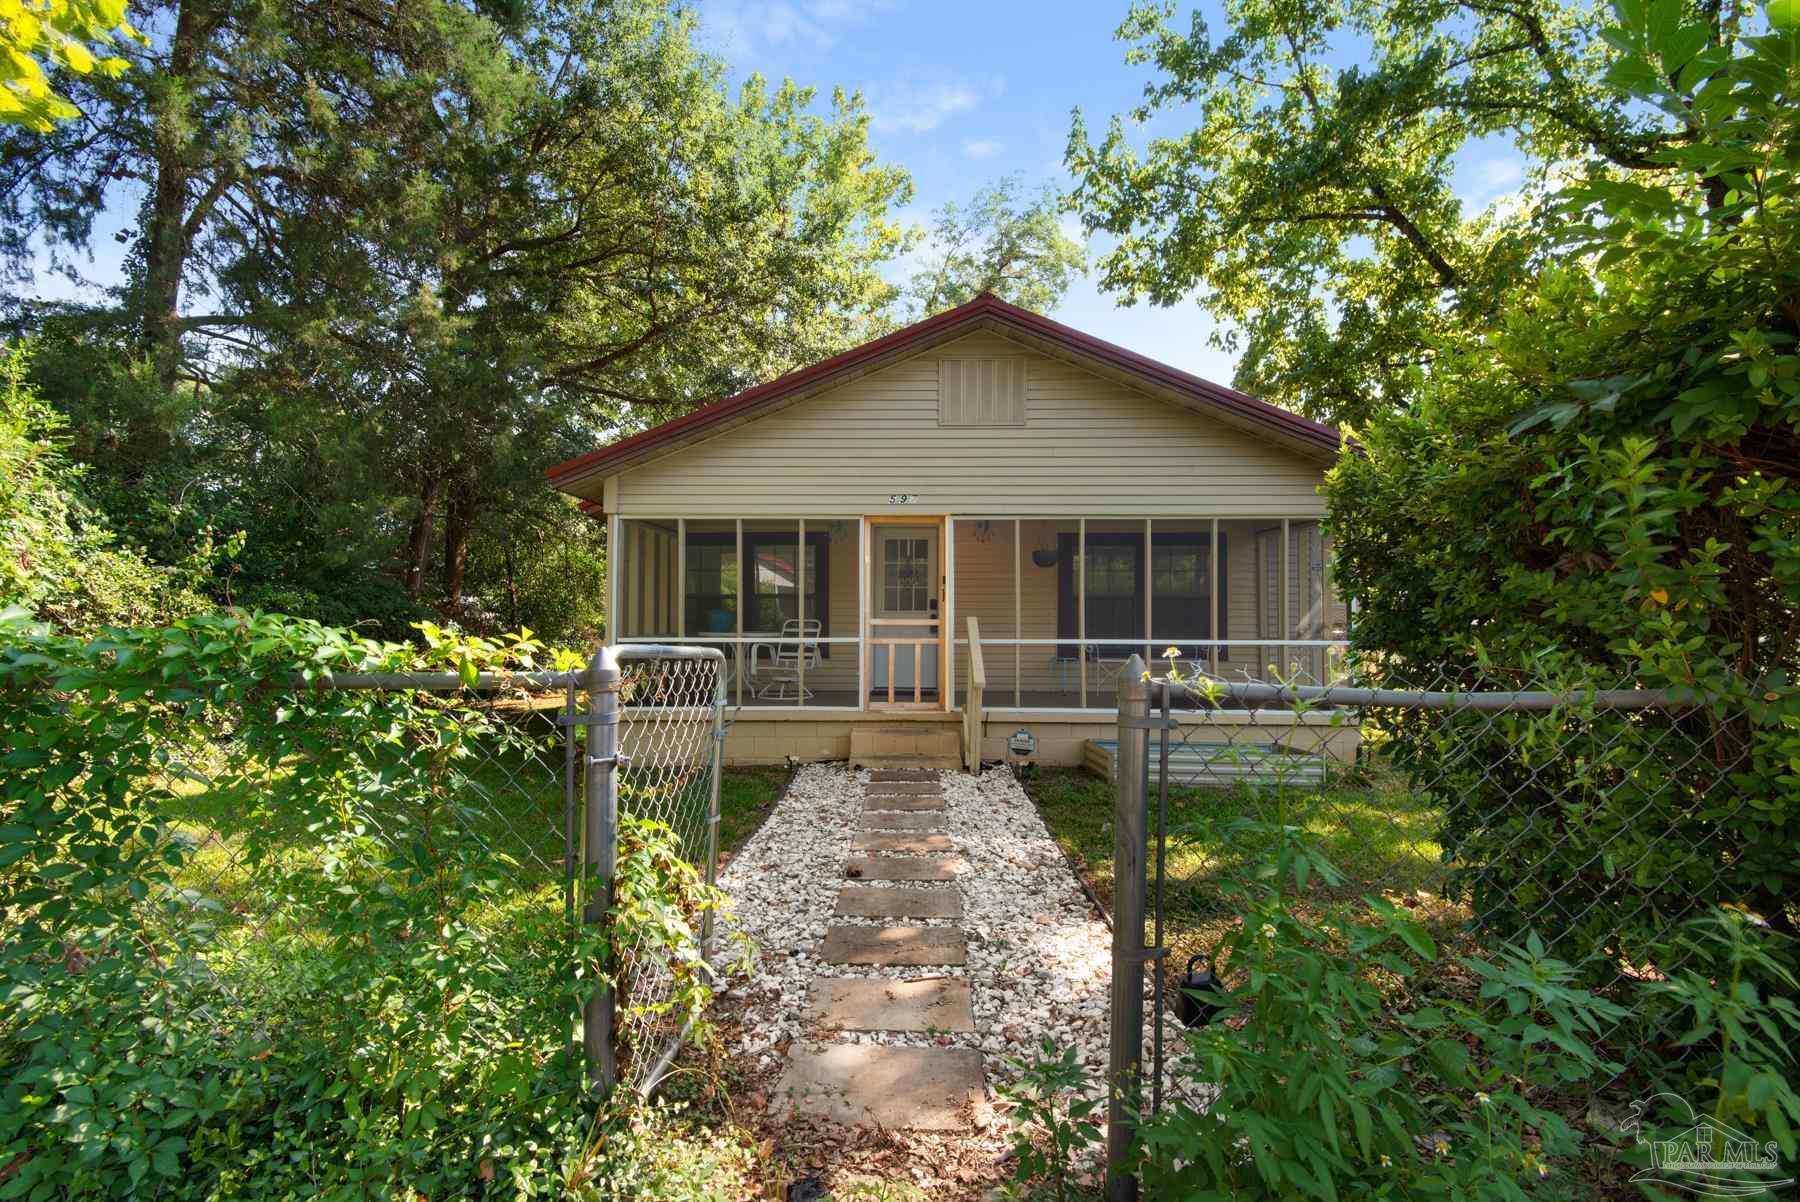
[611,333,1328,517]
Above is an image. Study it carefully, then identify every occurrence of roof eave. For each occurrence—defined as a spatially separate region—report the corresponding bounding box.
[547,295,1342,498]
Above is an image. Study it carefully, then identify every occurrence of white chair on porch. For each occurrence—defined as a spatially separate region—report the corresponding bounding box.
[750,618,821,701]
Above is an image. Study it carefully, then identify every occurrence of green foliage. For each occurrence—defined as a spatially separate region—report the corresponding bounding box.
[996,1039,1104,1202]
[1627,908,1800,1181]
[570,1098,759,1199]
[0,609,735,1197]
[597,814,745,1078]
[0,0,139,131]
[905,176,1088,317]
[3,0,915,644]
[1326,0,1799,944]
[1132,824,1624,1200]
[1065,0,1783,427]
[0,340,203,634]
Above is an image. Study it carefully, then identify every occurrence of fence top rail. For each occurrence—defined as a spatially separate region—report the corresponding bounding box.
[300,669,582,693]
[610,643,727,663]
[1159,676,1690,712]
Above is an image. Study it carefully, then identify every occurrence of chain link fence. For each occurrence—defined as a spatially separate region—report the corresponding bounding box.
[145,652,728,1100]
[4,640,724,1184]
[1103,655,1779,1193]
[587,645,728,1095]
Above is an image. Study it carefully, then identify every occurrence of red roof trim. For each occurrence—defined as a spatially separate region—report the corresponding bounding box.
[546,294,1340,488]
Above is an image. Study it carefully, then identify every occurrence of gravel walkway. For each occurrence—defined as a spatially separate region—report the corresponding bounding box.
[715,763,1115,1185]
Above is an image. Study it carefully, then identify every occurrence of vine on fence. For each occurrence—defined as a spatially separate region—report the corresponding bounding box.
[0,608,734,1199]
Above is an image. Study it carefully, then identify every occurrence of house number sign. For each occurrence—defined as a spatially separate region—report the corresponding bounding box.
[888,493,917,505]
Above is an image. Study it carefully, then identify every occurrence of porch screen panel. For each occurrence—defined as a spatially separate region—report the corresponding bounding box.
[1020,519,1079,707]
[737,521,802,706]
[682,520,740,702]
[800,518,857,706]
[1209,519,1275,685]
[1059,520,1147,665]
[1287,519,1341,684]
[617,519,678,639]
[1147,519,1226,682]
[951,518,1018,710]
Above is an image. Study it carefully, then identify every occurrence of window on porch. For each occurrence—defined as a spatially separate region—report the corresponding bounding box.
[615,518,855,708]
[950,517,1345,710]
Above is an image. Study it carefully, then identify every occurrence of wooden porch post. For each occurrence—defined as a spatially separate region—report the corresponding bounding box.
[945,516,956,711]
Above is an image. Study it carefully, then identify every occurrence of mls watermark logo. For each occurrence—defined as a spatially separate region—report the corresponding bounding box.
[1627,1093,1795,1198]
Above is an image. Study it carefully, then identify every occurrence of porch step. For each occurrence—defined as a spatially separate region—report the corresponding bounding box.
[851,724,961,771]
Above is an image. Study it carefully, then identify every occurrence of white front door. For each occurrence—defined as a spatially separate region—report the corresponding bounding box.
[870,524,941,705]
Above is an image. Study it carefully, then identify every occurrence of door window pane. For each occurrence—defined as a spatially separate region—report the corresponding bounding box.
[882,537,929,612]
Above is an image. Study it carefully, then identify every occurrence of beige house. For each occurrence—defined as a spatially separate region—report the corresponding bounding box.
[548,295,1348,769]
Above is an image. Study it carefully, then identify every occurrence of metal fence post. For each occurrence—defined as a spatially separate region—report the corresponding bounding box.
[700,655,726,958]
[1107,655,1149,1202]
[582,646,620,1097]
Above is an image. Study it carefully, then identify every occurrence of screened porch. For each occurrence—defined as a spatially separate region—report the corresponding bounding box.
[607,515,1349,712]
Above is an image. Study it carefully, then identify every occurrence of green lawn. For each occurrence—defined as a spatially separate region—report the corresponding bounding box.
[1023,764,1465,973]
[717,765,791,860]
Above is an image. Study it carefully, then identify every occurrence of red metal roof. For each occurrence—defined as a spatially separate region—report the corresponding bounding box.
[546,294,1341,491]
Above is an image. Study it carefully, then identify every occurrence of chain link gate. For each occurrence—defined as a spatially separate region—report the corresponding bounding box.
[580,643,727,1098]
[1104,654,1759,1201]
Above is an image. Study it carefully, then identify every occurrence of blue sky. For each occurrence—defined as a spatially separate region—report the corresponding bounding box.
[699,0,1529,387]
[32,0,1529,392]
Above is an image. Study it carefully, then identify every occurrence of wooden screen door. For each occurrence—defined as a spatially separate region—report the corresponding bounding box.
[868,521,942,708]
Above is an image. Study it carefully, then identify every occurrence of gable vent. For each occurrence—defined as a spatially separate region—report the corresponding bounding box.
[938,357,1027,426]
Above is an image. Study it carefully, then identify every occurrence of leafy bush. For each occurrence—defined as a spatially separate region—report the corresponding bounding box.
[1130,825,1624,1201]
[1625,907,1800,1187]
[1325,0,1800,954]
[0,341,204,634]
[0,609,734,1198]
[996,1039,1104,1202]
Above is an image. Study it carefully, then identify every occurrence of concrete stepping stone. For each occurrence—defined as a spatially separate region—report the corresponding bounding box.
[861,795,945,813]
[776,1044,985,1130]
[817,924,967,966]
[808,977,975,1033]
[851,832,954,854]
[864,781,942,797]
[845,854,963,881]
[859,811,946,832]
[868,769,939,783]
[835,885,961,919]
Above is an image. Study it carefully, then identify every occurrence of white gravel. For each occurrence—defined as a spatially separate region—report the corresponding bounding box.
[716,764,1115,1088]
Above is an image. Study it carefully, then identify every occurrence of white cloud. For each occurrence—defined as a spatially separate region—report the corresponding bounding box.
[870,78,983,133]
[701,0,897,57]
[1457,156,1526,207]
[705,2,833,53]
[962,138,1004,160]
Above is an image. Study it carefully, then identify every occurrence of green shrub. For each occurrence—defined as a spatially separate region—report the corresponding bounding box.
[0,341,204,635]
[1131,824,1624,1200]
[996,1040,1104,1202]
[1325,0,1799,957]
[1624,907,1800,1187]
[0,609,734,1198]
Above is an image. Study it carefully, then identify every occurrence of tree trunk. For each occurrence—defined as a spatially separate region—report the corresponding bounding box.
[442,485,476,605]
[404,476,443,598]
[140,0,209,395]
[504,535,520,630]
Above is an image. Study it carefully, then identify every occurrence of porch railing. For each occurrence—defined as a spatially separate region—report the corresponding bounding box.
[867,617,940,708]
[963,616,984,770]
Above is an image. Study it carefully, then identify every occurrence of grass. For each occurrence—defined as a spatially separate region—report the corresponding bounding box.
[1023,763,1467,976]
[717,765,791,858]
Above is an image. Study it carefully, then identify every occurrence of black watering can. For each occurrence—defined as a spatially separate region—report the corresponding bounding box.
[1174,954,1227,1028]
